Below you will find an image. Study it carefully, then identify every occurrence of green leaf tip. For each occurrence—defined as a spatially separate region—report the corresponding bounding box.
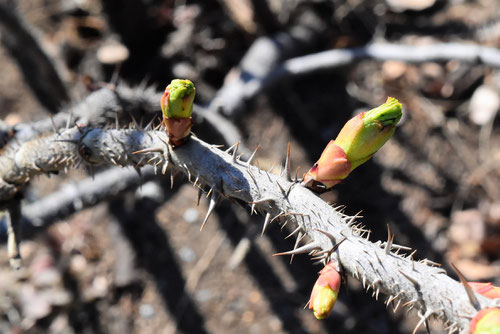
[363,97,402,127]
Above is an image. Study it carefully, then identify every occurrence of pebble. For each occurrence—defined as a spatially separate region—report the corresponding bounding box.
[469,85,499,125]
[195,289,213,303]
[139,304,155,319]
[183,208,199,224]
[178,246,196,263]
[97,41,129,65]
[386,0,436,12]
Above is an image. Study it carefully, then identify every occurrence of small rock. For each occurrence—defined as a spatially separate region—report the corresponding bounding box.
[135,182,164,202]
[382,61,407,81]
[178,246,196,263]
[139,304,155,319]
[85,276,108,301]
[68,254,87,277]
[96,41,129,65]
[469,85,499,125]
[386,0,436,12]
[195,289,213,303]
[183,208,199,224]
[420,62,444,79]
[19,285,51,320]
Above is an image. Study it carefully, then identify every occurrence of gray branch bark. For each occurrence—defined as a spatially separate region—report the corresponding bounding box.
[1,127,498,332]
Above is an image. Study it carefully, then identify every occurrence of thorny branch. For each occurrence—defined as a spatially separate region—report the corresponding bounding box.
[1,83,248,156]
[0,127,498,332]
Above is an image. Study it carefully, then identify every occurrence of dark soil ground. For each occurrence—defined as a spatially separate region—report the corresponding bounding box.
[0,0,499,333]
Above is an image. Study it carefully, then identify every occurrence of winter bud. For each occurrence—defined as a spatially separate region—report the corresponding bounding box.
[469,308,500,334]
[160,79,196,147]
[303,97,402,192]
[161,79,196,118]
[308,261,341,319]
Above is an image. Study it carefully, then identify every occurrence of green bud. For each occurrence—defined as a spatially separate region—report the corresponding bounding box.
[302,98,402,192]
[161,79,196,118]
[335,97,402,170]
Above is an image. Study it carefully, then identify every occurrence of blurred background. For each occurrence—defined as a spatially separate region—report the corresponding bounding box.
[0,0,499,333]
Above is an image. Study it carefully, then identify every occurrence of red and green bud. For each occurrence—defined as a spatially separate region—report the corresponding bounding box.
[469,308,500,334]
[303,97,402,192]
[468,282,500,299]
[161,79,195,118]
[160,79,196,147]
[308,261,341,319]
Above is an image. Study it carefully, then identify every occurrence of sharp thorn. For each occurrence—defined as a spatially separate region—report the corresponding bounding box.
[129,112,139,128]
[144,117,155,130]
[294,167,300,182]
[273,241,320,257]
[285,183,295,197]
[285,226,302,239]
[283,142,292,181]
[362,276,366,288]
[66,109,74,130]
[232,141,240,163]
[225,142,238,154]
[313,228,336,242]
[250,203,256,215]
[280,219,288,230]
[424,319,431,334]
[50,116,60,135]
[409,249,417,271]
[248,198,274,205]
[115,111,120,129]
[290,232,305,264]
[422,258,441,267]
[412,314,426,334]
[200,192,219,231]
[247,144,260,165]
[399,270,420,287]
[246,169,258,185]
[268,161,276,173]
[402,299,417,308]
[206,186,214,198]
[132,147,164,155]
[276,181,287,197]
[261,213,271,236]
[450,263,480,310]
[394,299,402,313]
[385,224,393,254]
[197,188,203,206]
[270,212,284,224]
[170,170,175,189]
[161,160,169,175]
